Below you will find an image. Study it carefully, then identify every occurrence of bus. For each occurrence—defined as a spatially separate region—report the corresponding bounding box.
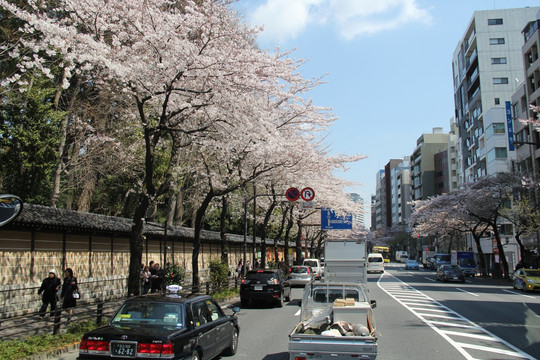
[372,246,391,263]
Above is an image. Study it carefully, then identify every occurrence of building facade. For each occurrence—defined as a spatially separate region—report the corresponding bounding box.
[452,7,540,183]
[410,128,452,201]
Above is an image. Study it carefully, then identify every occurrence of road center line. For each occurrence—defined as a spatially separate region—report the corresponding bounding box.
[455,287,479,297]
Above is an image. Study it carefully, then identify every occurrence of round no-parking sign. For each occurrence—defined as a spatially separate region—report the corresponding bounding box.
[285,187,300,201]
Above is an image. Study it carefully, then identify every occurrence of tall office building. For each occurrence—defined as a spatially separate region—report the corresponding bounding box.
[452,7,540,184]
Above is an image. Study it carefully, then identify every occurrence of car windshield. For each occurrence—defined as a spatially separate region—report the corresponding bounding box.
[304,260,318,268]
[291,267,309,274]
[436,255,451,262]
[312,287,367,303]
[524,270,540,277]
[444,265,462,272]
[245,271,277,281]
[111,302,184,329]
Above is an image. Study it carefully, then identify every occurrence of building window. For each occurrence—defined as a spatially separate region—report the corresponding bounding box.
[488,18,503,25]
[494,98,500,105]
[493,77,508,84]
[487,147,508,162]
[493,123,506,134]
[491,57,507,64]
[489,38,505,45]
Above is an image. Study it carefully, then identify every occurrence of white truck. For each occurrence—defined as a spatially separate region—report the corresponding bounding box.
[395,250,408,262]
[323,239,367,284]
[288,239,377,360]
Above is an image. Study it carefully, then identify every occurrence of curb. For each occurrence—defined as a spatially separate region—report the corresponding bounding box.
[29,341,80,360]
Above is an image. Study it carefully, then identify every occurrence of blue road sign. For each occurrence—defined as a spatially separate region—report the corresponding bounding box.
[321,208,353,230]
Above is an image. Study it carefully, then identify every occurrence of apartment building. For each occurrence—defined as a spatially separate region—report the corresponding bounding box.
[512,18,540,177]
[410,128,452,201]
[452,7,540,183]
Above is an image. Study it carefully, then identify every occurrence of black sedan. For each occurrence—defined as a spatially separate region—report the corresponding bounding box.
[240,269,291,307]
[78,286,239,360]
[436,265,465,283]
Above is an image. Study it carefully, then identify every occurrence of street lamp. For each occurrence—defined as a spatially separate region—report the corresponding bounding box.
[511,139,538,147]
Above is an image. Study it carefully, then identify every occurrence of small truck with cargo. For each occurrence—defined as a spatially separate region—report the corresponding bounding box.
[288,239,378,360]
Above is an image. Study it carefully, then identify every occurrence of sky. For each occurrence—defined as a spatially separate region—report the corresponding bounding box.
[232,0,540,228]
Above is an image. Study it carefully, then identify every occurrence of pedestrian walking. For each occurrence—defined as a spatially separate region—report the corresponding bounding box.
[151,263,164,293]
[141,265,151,295]
[60,268,78,322]
[37,269,61,319]
[236,260,243,277]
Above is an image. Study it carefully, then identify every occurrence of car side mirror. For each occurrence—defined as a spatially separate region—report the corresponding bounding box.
[370,300,377,309]
[231,306,240,315]
[0,194,23,227]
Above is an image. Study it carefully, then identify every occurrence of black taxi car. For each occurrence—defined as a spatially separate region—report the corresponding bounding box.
[78,285,239,360]
[240,269,291,307]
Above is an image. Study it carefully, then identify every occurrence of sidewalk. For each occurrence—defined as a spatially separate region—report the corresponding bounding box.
[6,296,241,360]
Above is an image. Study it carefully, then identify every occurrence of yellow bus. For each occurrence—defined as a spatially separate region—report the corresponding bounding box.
[372,246,391,263]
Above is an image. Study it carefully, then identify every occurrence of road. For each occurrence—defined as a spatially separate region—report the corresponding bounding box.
[56,262,540,360]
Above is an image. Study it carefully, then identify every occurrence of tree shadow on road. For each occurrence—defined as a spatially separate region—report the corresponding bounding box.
[262,351,288,360]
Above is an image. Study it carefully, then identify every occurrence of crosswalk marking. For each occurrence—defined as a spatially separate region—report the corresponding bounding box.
[378,272,536,360]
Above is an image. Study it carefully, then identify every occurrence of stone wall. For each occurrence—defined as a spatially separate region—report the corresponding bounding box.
[0,228,282,318]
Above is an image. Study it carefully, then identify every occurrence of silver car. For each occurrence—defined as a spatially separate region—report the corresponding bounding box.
[289,265,314,286]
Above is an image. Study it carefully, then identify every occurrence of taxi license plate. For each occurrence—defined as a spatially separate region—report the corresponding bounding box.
[110,341,137,357]
[254,285,263,291]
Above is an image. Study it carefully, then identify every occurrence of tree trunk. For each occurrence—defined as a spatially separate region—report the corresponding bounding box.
[274,205,288,263]
[260,199,276,269]
[295,220,303,265]
[220,196,228,264]
[127,194,150,296]
[51,74,77,208]
[192,191,214,292]
[492,224,509,279]
[284,206,294,267]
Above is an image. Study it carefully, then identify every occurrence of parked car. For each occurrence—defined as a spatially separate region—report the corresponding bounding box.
[436,264,465,283]
[240,269,291,307]
[289,265,314,286]
[367,253,385,274]
[405,259,420,270]
[513,268,540,292]
[78,285,239,360]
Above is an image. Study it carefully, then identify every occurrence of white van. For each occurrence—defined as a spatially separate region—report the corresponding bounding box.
[367,253,385,274]
[303,258,322,279]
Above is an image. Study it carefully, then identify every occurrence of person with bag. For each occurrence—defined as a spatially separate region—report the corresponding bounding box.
[60,268,78,322]
[37,269,61,320]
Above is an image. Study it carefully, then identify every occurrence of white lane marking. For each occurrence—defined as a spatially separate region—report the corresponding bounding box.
[457,342,532,358]
[294,309,301,316]
[503,289,536,299]
[378,272,536,360]
[425,277,436,282]
[456,288,479,297]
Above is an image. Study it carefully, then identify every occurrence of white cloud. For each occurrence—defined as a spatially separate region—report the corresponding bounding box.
[247,0,432,44]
